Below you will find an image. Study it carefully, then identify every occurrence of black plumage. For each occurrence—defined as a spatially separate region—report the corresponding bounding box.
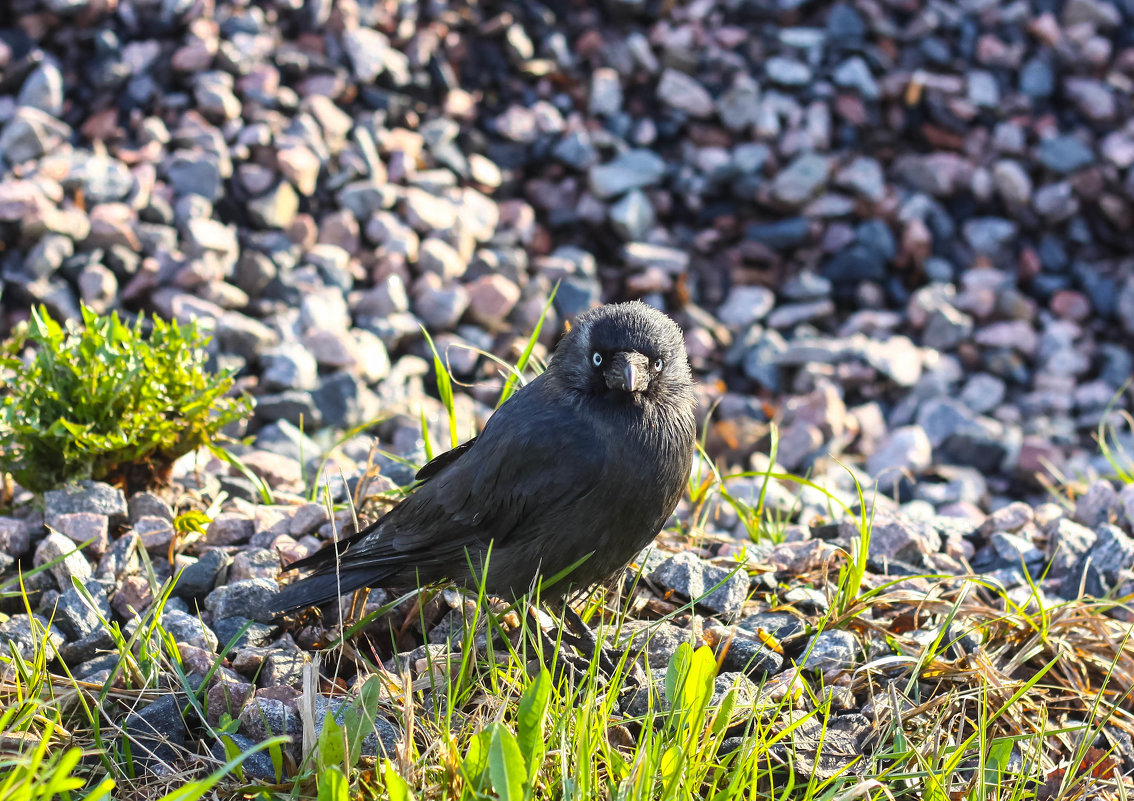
[272,301,697,612]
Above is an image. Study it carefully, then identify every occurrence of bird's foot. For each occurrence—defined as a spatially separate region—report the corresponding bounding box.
[559,606,623,677]
[525,608,598,689]
[527,607,645,703]
[561,606,649,714]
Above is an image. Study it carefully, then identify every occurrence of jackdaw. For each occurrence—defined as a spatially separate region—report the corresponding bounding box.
[272,301,697,612]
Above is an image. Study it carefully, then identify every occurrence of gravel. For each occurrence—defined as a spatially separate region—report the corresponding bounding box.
[3,0,1134,775]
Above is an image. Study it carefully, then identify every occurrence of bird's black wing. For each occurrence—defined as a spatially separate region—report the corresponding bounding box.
[415,437,478,481]
[275,438,481,578]
[384,385,606,551]
[273,381,606,611]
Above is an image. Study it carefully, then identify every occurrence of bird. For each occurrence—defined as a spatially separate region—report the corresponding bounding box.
[272,301,697,613]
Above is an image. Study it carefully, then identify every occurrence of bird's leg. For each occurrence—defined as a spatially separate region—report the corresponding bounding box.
[395,594,422,641]
[559,605,647,710]
[348,587,371,623]
[525,607,601,690]
[559,606,621,677]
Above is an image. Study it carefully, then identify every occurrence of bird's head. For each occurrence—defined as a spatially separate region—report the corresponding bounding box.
[550,301,693,405]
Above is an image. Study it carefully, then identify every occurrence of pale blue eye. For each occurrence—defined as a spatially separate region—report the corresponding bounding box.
[653,358,664,371]
[592,352,603,367]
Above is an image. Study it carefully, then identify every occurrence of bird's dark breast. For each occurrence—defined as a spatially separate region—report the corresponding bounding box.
[478,399,695,598]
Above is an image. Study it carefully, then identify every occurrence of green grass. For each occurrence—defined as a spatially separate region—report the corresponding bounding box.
[6,547,1130,800]
[0,304,251,492]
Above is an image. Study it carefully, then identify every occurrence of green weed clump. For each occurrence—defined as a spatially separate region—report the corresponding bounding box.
[0,304,251,492]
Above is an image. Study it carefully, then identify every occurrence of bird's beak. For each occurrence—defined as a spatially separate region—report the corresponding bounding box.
[623,362,638,393]
[605,352,650,393]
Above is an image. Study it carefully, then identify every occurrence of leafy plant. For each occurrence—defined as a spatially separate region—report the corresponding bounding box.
[0,304,251,492]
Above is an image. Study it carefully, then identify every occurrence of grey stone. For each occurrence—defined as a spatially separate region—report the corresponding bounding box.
[718,75,760,131]
[402,188,457,232]
[239,698,301,762]
[174,549,232,601]
[1078,524,1134,596]
[867,425,932,479]
[746,218,809,250]
[255,420,322,463]
[129,493,174,523]
[413,283,469,331]
[588,150,667,199]
[261,343,319,391]
[289,504,330,537]
[72,156,135,204]
[1074,480,1119,529]
[1063,0,1121,29]
[0,107,70,164]
[917,398,975,448]
[214,616,275,650]
[980,502,1034,535]
[52,581,112,642]
[1020,57,1055,98]
[650,551,749,618]
[35,531,93,590]
[418,237,467,281]
[45,481,127,529]
[24,233,74,280]
[960,374,1006,415]
[800,630,858,673]
[340,181,395,220]
[992,160,1032,206]
[771,154,830,207]
[616,620,693,670]
[742,329,786,390]
[255,391,321,428]
[0,518,30,557]
[247,182,299,229]
[313,371,378,428]
[1034,182,1079,222]
[552,131,598,170]
[163,609,219,652]
[18,60,64,115]
[621,243,689,274]
[867,513,942,565]
[963,217,1017,254]
[967,70,1000,108]
[230,548,281,582]
[135,516,175,555]
[97,532,141,581]
[923,305,974,351]
[717,286,775,328]
[311,694,401,759]
[343,27,392,83]
[609,190,655,240]
[205,578,278,622]
[834,157,885,202]
[1037,136,1095,174]
[165,152,223,201]
[656,69,714,117]
[120,695,189,775]
[0,615,66,662]
[216,312,280,359]
[209,733,281,782]
[260,648,308,688]
[713,631,783,679]
[833,57,879,98]
[206,514,255,546]
[765,56,812,86]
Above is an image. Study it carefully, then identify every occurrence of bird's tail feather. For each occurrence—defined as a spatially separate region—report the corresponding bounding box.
[279,522,378,574]
[271,568,389,613]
